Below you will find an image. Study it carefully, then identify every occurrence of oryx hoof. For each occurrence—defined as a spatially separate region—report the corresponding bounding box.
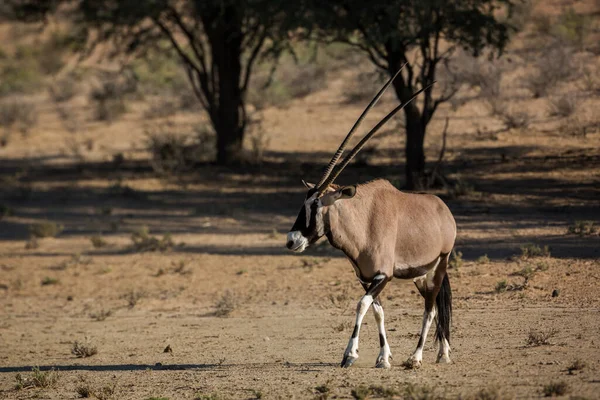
[375,358,391,369]
[436,354,451,364]
[340,353,358,368]
[402,357,422,370]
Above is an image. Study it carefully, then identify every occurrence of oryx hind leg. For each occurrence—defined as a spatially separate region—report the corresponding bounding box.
[341,274,388,368]
[406,256,447,369]
[435,253,452,364]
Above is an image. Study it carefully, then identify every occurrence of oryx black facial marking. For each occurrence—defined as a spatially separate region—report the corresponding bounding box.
[286,188,325,251]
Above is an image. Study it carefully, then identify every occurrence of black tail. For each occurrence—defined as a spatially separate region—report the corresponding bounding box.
[435,273,452,343]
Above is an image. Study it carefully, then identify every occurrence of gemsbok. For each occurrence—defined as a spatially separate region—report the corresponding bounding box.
[285,68,456,369]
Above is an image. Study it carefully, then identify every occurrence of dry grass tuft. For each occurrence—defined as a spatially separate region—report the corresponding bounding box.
[520,243,551,259]
[29,221,64,238]
[131,226,174,252]
[41,276,59,286]
[476,254,490,264]
[90,235,108,248]
[547,95,578,118]
[522,48,575,98]
[15,367,59,390]
[567,359,586,374]
[0,98,38,136]
[542,381,569,397]
[71,340,98,358]
[527,328,558,346]
[122,290,145,309]
[214,290,238,317]
[567,221,597,236]
[90,308,112,321]
[76,384,93,398]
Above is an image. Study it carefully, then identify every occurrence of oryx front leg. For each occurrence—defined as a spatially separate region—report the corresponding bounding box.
[341,274,388,368]
[373,298,392,368]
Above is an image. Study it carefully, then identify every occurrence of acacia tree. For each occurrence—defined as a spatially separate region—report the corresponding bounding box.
[311,0,516,189]
[8,0,299,164]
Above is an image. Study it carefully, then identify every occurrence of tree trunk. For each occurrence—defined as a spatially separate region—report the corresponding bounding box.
[404,103,426,190]
[203,5,245,165]
[390,73,427,190]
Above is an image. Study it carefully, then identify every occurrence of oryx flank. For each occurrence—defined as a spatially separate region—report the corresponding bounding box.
[286,68,455,369]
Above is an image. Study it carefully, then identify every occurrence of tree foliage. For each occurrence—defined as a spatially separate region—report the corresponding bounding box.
[311,0,517,188]
[7,0,302,164]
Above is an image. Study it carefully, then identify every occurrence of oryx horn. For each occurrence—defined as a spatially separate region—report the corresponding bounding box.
[314,65,406,190]
[317,82,435,195]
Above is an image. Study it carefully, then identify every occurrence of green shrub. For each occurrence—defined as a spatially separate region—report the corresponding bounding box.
[567,221,597,236]
[29,221,63,238]
[520,243,551,258]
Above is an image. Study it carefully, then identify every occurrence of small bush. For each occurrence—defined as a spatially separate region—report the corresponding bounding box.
[247,126,270,165]
[144,97,179,119]
[30,221,63,238]
[542,381,569,397]
[520,243,551,259]
[403,384,436,400]
[90,235,108,248]
[315,383,330,399]
[146,124,215,175]
[448,178,475,199]
[71,340,98,358]
[473,387,500,400]
[25,237,39,250]
[122,290,145,309]
[567,221,597,236]
[95,384,117,400]
[449,250,463,269]
[513,266,536,281]
[0,99,38,135]
[49,78,78,103]
[214,290,238,317]
[527,328,558,346]
[0,204,14,219]
[90,309,112,321]
[76,384,93,398]
[89,75,135,122]
[15,367,59,390]
[476,254,490,264]
[343,70,385,104]
[350,386,370,400]
[554,8,591,48]
[568,359,586,373]
[41,277,59,286]
[547,95,577,118]
[559,115,591,138]
[146,132,192,176]
[523,48,575,98]
[131,226,174,252]
[495,280,507,293]
[500,109,530,130]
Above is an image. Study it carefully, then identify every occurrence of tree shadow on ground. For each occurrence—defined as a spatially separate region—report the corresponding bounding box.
[0,145,598,259]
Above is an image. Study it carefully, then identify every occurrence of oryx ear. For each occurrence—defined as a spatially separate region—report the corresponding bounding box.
[302,180,315,189]
[320,185,357,206]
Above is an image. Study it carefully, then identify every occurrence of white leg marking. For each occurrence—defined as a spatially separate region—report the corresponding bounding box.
[373,301,392,368]
[437,337,451,364]
[408,306,437,369]
[341,294,373,367]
